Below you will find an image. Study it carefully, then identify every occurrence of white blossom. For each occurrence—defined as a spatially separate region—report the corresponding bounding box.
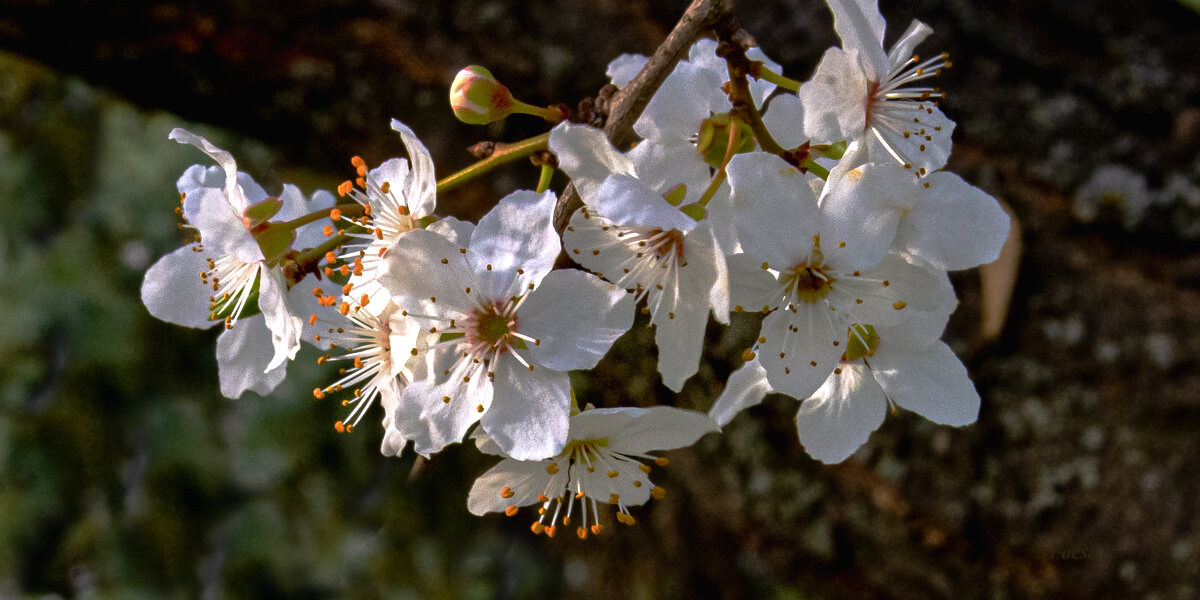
[379,190,634,460]
[467,406,718,538]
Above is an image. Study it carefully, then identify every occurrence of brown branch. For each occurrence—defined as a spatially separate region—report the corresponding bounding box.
[552,0,735,233]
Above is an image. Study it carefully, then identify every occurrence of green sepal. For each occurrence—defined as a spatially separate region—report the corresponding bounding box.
[679,203,706,222]
[698,114,756,169]
[242,196,284,229]
[417,215,439,228]
[255,224,296,263]
[842,324,879,362]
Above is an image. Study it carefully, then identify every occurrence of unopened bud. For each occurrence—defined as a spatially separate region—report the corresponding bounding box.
[241,196,284,230]
[450,65,565,125]
[450,66,514,125]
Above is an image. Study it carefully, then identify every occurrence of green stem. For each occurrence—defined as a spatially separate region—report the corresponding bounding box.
[801,159,830,180]
[536,164,555,193]
[290,233,353,273]
[276,202,363,232]
[757,67,802,92]
[511,99,566,123]
[436,132,551,194]
[696,115,741,208]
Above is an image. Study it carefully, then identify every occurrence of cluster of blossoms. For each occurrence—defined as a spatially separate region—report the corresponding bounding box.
[142,0,1007,536]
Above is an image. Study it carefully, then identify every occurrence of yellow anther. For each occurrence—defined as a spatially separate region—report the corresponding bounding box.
[639,464,652,474]
[655,457,670,466]
[893,301,907,310]
[531,522,544,535]
[546,463,559,475]
[651,487,666,500]
[312,388,325,399]
[380,181,391,194]
[609,493,620,504]
[537,494,549,503]
[742,349,756,361]
[591,524,604,535]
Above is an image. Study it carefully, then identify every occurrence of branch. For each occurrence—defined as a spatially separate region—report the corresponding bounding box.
[552,0,735,233]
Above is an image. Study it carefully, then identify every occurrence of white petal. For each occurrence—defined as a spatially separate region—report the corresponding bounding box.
[796,363,886,463]
[280,185,336,250]
[141,245,219,329]
[870,341,980,426]
[169,128,251,211]
[758,303,844,399]
[607,53,648,88]
[896,172,1010,271]
[256,265,302,370]
[819,162,906,272]
[185,187,261,265]
[378,228,475,317]
[761,93,808,149]
[868,103,955,173]
[216,317,288,398]
[592,174,697,231]
[625,137,711,205]
[709,357,773,426]
[378,377,411,457]
[876,261,955,350]
[830,253,941,329]
[391,119,438,217]
[404,352,493,457]
[634,60,725,141]
[561,209,629,282]
[549,122,634,202]
[468,190,560,300]
[426,216,475,247]
[521,269,634,372]
[576,452,651,506]
[467,457,563,515]
[653,227,720,391]
[728,152,819,268]
[887,20,933,67]
[826,0,889,78]
[727,253,781,314]
[176,165,222,199]
[797,48,871,144]
[482,355,571,460]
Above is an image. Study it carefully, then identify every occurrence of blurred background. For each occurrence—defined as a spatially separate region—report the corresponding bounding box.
[1,0,1198,598]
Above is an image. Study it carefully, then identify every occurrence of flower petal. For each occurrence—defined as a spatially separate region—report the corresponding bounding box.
[761,93,807,149]
[391,119,438,216]
[403,350,494,457]
[727,252,781,314]
[607,53,648,88]
[256,265,302,370]
[634,59,725,141]
[728,152,819,268]
[653,226,721,391]
[378,228,475,317]
[184,186,261,265]
[521,269,634,372]
[592,173,698,231]
[216,316,288,398]
[709,357,773,426]
[758,303,844,399]
[482,355,571,460]
[896,172,1011,271]
[549,122,635,202]
[870,341,980,426]
[467,457,564,515]
[169,128,252,211]
[797,48,871,144]
[595,406,718,454]
[141,245,219,329]
[887,19,933,67]
[819,161,906,272]
[826,0,889,78]
[468,190,560,300]
[796,363,886,463]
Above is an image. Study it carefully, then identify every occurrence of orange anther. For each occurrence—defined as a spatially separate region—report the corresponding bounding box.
[379,181,391,194]
[350,156,366,168]
[342,283,354,295]
[651,487,666,500]
[501,487,515,499]
[339,302,350,315]
[330,208,342,221]
[359,294,369,306]
[337,181,353,196]
[505,505,519,517]
[308,314,318,325]
[312,388,325,399]
[323,225,334,236]
[576,527,587,539]
[325,251,338,263]
[334,421,345,433]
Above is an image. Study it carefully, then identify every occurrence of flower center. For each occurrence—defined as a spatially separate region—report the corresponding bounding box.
[648,228,686,260]
[474,306,513,346]
[780,264,834,303]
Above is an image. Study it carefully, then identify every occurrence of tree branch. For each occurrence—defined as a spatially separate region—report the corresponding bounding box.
[552,0,734,233]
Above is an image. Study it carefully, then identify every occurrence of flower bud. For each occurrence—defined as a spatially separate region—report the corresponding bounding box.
[450,66,514,125]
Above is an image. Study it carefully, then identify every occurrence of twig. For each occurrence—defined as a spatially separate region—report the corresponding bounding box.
[552,0,735,233]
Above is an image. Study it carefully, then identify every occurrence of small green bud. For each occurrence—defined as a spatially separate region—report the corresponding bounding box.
[661,183,688,206]
[450,66,514,125]
[679,203,706,222]
[254,224,296,263]
[241,196,284,230]
[842,324,879,362]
